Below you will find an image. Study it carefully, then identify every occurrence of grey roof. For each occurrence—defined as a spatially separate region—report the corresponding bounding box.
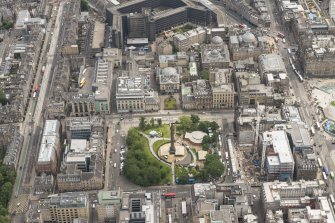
[211,36,223,45]
[259,54,286,74]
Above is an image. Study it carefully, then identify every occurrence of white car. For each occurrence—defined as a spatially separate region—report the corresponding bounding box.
[113,163,117,168]
[114,149,117,153]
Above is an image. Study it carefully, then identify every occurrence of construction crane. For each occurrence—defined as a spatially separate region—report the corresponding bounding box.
[249,102,267,176]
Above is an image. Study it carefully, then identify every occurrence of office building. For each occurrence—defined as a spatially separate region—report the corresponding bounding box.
[92,58,112,114]
[261,130,294,181]
[68,117,92,140]
[262,180,325,211]
[266,210,284,223]
[106,0,219,45]
[58,117,104,192]
[159,52,189,68]
[300,34,335,77]
[210,68,235,109]
[293,149,318,181]
[259,54,286,75]
[119,192,159,223]
[173,26,206,51]
[235,71,274,106]
[116,76,159,113]
[287,197,335,223]
[39,192,89,223]
[285,121,312,152]
[36,120,61,175]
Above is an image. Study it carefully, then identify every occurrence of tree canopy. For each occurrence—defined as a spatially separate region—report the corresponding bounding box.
[123,128,171,186]
[198,153,224,181]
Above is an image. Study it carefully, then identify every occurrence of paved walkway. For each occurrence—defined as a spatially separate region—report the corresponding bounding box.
[141,133,176,185]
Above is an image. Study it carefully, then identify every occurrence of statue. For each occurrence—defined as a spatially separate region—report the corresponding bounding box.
[169,122,176,154]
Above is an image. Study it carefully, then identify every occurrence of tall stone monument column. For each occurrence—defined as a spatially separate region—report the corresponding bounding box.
[169,123,176,154]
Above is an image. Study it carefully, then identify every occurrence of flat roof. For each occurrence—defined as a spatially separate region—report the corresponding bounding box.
[38,135,57,163]
[92,21,105,49]
[127,38,148,45]
[263,131,293,164]
[43,120,60,136]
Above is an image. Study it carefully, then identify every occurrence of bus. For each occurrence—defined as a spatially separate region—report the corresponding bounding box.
[162,193,176,198]
[181,201,187,215]
[79,78,86,88]
[292,64,296,70]
[318,158,323,168]
[34,84,39,92]
[294,70,304,82]
[277,32,285,38]
[316,121,321,129]
[322,172,328,181]
[323,165,329,176]
[330,194,335,204]
[225,152,229,160]
[310,126,315,136]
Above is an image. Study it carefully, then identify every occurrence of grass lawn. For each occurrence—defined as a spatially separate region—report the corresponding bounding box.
[164,97,177,110]
[153,140,170,154]
[140,134,172,185]
[144,124,171,138]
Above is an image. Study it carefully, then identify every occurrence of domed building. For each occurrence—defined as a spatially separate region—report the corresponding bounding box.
[201,43,230,69]
[157,66,181,94]
[241,32,256,44]
[229,31,271,60]
[211,36,224,45]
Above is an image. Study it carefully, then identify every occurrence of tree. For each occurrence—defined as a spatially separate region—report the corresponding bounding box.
[157,119,162,126]
[198,121,211,133]
[177,167,189,184]
[203,154,225,180]
[201,135,211,150]
[210,121,219,131]
[191,114,200,124]
[80,0,89,11]
[179,116,193,132]
[200,69,209,80]
[0,89,7,106]
[139,117,146,130]
[150,118,155,127]
[1,20,13,30]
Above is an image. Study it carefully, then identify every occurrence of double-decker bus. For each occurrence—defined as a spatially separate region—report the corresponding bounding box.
[162,192,176,198]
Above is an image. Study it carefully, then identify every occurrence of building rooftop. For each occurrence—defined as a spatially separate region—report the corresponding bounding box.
[43,120,60,136]
[159,67,180,84]
[94,59,109,85]
[38,135,57,163]
[263,180,325,204]
[259,54,286,74]
[92,21,105,49]
[49,192,88,208]
[263,131,293,164]
[116,76,144,97]
[98,189,122,205]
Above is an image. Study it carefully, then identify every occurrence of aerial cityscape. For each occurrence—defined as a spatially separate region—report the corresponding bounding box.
[0,0,335,222]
